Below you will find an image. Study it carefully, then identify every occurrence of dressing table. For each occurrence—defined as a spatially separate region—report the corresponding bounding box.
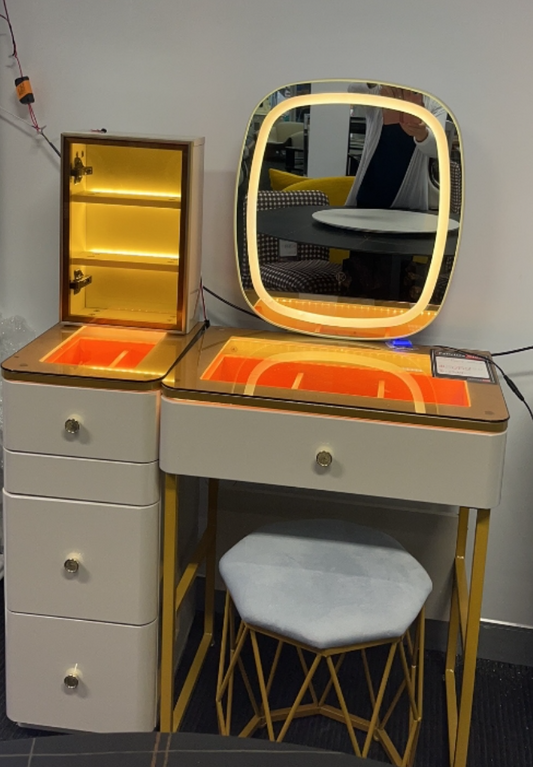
[158,81,509,767]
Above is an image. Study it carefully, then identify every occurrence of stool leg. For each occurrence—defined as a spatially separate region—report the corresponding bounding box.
[216,612,250,734]
[361,649,376,708]
[216,592,232,735]
[362,643,397,758]
[296,646,319,706]
[403,608,426,767]
[326,654,362,757]
[277,653,321,743]
[250,630,276,740]
[319,653,346,707]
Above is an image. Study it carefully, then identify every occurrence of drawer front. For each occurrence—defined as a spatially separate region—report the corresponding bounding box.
[160,398,507,509]
[4,491,160,625]
[6,611,157,732]
[3,379,159,462]
[4,449,160,506]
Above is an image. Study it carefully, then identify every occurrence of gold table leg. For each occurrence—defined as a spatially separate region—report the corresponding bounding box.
[445,507,490,767]
[159,475,219,732]
[160,474,179,732]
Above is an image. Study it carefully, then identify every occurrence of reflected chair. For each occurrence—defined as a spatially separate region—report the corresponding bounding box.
[242,190,345,295]
[265,121,304,162]
[216,518,432,766]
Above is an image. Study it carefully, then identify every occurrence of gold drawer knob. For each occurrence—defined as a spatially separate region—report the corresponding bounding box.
[64,674,79,690]
[64,418,80,435]
[64,558,80,574]
[316,450,333,468]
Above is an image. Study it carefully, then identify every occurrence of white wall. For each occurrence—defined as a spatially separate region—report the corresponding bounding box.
[1,0,533,628]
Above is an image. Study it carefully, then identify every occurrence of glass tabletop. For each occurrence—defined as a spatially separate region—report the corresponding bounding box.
[162,327,509,431]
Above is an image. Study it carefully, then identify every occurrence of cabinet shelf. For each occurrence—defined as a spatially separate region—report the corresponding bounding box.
[70,192,182,209]
[71,251,179,271]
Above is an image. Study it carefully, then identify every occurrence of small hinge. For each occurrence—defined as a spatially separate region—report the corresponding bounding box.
[69,269,93,294]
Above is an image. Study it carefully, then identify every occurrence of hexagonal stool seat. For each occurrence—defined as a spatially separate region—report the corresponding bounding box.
[216,519,432,764]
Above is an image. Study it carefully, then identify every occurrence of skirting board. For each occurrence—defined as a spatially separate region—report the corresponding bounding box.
[197,581,533,668]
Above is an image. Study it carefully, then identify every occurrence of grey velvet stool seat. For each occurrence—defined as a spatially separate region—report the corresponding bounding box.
[216,519,432,766]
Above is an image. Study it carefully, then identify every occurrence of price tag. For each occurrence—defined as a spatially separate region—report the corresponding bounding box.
[279,240,298,258]
[431,350,495,383]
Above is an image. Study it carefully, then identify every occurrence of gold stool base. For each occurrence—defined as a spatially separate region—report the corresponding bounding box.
[216,593,426,766]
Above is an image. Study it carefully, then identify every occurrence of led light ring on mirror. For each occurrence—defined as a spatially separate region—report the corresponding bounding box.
[246,92,451,330]
[242,350,427,414]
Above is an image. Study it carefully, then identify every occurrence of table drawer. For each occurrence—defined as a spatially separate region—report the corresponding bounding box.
[4,449,160,506]
[6,611,157,732]
[160,398,507,508]
[3,380,158,462]
[4,491,160,625]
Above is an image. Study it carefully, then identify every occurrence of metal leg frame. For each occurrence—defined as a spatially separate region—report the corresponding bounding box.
[159,483,490,764]
[216,594,425,766]
[445,507,490,767]
[160,475,219,732]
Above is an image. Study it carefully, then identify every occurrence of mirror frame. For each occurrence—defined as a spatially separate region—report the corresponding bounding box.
[239,85,457,339]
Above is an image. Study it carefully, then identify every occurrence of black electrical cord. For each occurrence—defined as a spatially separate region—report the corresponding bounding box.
[434,345,533,421]
[39,128,61,157]
[491,344,533,358]
[202,285,262,320]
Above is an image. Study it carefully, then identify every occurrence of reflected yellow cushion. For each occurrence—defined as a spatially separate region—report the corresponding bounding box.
[269,169,302,191]
[268,169,355,206]
[286,176,355,206]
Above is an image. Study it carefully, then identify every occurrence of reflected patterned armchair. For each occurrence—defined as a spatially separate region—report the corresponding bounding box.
[242,190,345,295]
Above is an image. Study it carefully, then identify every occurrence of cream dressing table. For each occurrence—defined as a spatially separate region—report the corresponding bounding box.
[158,327,509,767]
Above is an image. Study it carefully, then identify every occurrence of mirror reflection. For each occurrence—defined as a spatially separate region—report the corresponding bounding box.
[236,80,462,339]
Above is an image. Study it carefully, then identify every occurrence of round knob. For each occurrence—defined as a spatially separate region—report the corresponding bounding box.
[64,558,79,574]
[316,450,333,468]
[64,418,80,435]
[64,674,79,690]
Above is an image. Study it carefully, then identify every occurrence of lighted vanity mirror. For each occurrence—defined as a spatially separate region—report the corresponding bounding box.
[236,81,462,340]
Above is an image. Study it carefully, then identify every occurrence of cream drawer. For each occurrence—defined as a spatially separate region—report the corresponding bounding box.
[160,397,507,509]
[3,379,158,462]
[4,449,160,505]
[6,611,157,732]
[4,491,160,625]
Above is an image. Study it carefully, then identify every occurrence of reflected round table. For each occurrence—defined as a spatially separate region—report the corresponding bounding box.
[256,205,458,300]
[256,205,458,256]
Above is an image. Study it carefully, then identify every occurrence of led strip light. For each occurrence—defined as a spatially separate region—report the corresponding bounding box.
[246,92,451,330]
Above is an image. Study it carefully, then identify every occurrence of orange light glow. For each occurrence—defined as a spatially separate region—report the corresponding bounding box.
[202,339,469,407]
[42,328,165,371]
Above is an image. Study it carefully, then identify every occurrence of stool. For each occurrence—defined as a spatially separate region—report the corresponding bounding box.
[216,519,432,765]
